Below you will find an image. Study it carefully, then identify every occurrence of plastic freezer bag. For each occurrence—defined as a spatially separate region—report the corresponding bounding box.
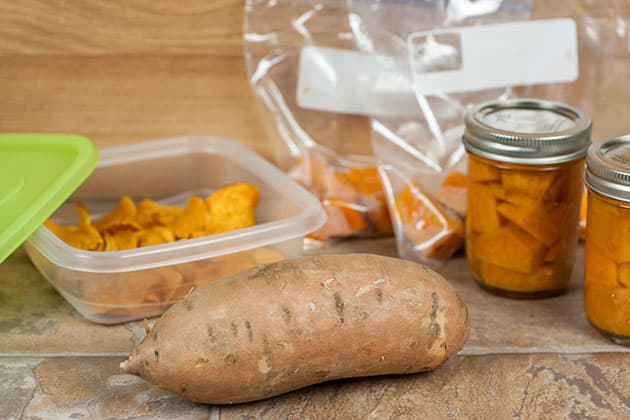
[244,0,630,262]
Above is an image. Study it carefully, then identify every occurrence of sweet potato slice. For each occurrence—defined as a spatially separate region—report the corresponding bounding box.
[171,196,212,239]
[206,183,260,235]
[45,204,104,251]
[93,196,139,231]
[473,225,546,273]
[137,199,185,229]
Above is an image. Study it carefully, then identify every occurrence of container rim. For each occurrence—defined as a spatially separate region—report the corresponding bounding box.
[26,136,327,273]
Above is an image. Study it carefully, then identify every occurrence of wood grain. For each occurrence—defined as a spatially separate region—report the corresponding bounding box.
[0,0,244,55]
[0,0,272,158]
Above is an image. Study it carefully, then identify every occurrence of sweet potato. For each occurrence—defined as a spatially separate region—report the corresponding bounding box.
[121,254,469,404]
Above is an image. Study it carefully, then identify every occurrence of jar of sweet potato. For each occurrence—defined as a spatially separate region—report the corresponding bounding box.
[463,99,591,298]
[584,136,630,345]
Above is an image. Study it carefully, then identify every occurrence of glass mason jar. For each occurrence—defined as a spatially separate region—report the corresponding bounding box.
[463,99,591,298]
[584,136,630,345]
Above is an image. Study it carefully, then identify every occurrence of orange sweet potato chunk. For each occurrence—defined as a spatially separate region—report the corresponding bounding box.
[501,170,557,200]
[544,240,570,263]
[473,225,546,273]
[480,262,562,293]
[307,200,368,241]
[395,185,463,260]
[585,245,618,288]
[343,167,383,195]
[437,172,467,216]
[496,202,567,247]
[585,285,630,337]
[587,194,630,263]
[584,283,618,335]
[618,263,630,288]
[613,288,630,336]
[467,182,502,234]
[469,158,501,182]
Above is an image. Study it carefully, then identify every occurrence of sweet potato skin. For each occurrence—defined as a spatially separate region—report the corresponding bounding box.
[121,254,469,404]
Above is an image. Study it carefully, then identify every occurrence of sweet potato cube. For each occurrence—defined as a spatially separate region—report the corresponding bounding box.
[587,195,630,263]
[480,262,561,293]
[496,202,567,247]
[584,283,617,334]
[544,240,572,263]
[474,225,546,273]
[585,245,618,288]
[618,263,630,288]
[469,159,501,182]
[307,199,368,241]
[501,170,557,200]
[437,172,467,216]
[343,167,383,195]
[395,185,464,260]
[468,182,502,234]
[613,288,630,336]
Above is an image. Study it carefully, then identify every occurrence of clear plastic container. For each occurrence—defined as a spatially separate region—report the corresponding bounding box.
[24,136,326,324]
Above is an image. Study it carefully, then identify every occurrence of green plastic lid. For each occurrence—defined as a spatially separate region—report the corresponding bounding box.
[0,134,98,263]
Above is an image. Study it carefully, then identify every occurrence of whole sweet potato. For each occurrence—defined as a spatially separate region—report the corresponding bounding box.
[121,254,469,404]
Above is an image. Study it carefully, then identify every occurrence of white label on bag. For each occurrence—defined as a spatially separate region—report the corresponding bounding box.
[297,46,419,118]
[408,18,578,94]
[296,18,578,117]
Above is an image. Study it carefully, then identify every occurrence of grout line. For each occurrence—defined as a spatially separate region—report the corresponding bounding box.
[0,348,629,359]
[0,352,130,358]
[459,347,630,356]
[208,406,220,420]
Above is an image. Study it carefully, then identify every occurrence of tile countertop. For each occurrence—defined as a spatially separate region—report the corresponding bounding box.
[1,239,629,419]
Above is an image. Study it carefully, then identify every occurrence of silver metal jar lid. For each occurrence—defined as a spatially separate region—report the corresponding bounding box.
[585,135,630,202]
[463,98,592,165]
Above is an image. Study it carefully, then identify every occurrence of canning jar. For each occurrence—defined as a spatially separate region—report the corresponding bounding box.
[463,99,591,298]
[584,136,630,345]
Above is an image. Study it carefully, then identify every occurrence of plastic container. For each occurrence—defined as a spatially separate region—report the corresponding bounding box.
[584,136,630,345]
[24,136,326,324]
[463,98,591,298]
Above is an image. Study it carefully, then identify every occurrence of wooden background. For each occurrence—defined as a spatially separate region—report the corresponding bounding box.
[0,0,270,157]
